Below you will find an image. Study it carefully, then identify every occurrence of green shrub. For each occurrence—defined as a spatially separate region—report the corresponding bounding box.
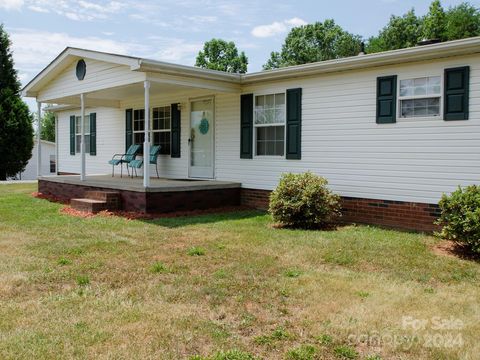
[437,185,480,254]
[269,172,341,229]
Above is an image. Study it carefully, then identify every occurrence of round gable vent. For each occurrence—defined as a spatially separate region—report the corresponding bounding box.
[76,59,86,80]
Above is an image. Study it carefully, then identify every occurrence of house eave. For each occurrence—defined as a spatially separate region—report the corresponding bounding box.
[241,36,480,84]
[22,47,142,98]
[22,36,480,99]
[137,59,241,83]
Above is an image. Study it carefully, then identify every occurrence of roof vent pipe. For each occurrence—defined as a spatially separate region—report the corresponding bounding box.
[417,38,441,46]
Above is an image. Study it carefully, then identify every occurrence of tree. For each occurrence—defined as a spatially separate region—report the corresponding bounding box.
[263,20,362,70]
[444,2,480,40]
[367,1,480,53]
[0,24,34,180]
[41,111,55,142]
[195,39,248,73]
[423,0,446,41]
[366,9,423,53]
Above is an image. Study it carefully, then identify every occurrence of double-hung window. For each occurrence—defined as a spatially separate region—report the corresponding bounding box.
[132,107,171,155]
[152,106,171,155]
[75,114,90,153]
[399,76,441,118]
[254,93,285,156]
[133,109,145,145]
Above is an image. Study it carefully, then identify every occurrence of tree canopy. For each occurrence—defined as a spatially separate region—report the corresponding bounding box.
[195,39,248,73]
[0,24,34,180]
[263,20,362,70]
[367,1,480,53]
[261,1,479,69]
[41,111,55,143]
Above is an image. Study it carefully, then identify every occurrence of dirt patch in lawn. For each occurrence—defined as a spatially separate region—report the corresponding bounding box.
[432,240,479,262]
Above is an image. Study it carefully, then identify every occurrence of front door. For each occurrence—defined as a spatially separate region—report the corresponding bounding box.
[189,98,214,178]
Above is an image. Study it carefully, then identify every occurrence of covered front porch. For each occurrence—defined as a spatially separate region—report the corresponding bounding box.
[23,48,242,187]
[38,175,241,213]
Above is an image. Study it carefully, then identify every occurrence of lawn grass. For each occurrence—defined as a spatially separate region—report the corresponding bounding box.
[0,183,479,359]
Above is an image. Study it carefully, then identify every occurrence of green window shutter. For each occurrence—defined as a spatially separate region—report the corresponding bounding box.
[171,103,181,158]
[240,93,253,159]
[286,88,302,160]
[125,109,133,152]
[444,66,469,121]
[70,115,75,155]
[89,113,96,156]
[376,75,397,124]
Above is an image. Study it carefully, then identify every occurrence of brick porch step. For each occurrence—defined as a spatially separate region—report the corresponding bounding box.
[70,198,109,213]
[84,191,120,203]
[70,190,121,213]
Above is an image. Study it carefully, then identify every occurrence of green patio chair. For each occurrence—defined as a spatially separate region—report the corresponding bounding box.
[108,144,141,178]
[128,145,161,179]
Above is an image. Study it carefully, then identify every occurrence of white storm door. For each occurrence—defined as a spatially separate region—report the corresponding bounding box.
[189,98,214,178]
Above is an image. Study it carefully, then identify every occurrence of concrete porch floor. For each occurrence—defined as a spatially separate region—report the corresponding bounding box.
[39,175,241,193]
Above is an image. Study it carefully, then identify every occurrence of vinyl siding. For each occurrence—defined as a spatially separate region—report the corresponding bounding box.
[57,89,212,178]
[57,53,480,204]
[57,107,124,175]
[38,59,144,102]
[215,54,480,204]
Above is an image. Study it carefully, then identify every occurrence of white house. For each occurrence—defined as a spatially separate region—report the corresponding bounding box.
[10,140,56,180]
[22,37,480,230]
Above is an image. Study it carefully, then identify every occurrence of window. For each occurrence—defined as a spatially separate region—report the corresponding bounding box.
[399,76,441,118]
[75,115,90,153]
[132,107,171,155]
[133,109,145,145]
[152,106,171,155]
[254,93,285,156]
[49,155,56,173]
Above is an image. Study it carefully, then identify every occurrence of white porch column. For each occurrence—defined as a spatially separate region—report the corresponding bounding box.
[80,93,86,181]
[36,101,42,178]
[143,80,151,188]
[54,114,58,174]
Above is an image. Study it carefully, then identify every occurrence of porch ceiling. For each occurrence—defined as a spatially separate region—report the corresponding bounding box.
[43,78,237,108]
[43,81,194,107]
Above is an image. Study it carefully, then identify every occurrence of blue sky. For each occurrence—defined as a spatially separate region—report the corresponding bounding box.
[0,0,475,94]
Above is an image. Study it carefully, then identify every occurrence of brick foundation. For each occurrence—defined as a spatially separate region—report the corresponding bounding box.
[241,188,271,209]
[38,179,440,232]
[240,188,440,232]
[38,180,240,213]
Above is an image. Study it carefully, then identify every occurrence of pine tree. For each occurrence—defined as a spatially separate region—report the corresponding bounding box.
[0,24,34,180]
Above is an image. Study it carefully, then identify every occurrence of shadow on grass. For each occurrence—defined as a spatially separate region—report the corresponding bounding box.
[143,209,266,228]
[433,240,480,263]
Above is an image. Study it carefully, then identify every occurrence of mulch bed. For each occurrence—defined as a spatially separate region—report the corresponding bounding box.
[59,205,251,220]
[33,191,251,220]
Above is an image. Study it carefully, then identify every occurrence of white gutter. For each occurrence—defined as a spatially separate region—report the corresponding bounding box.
[241,36,480,83]
[22,36,480,98]
[137,58,241,83]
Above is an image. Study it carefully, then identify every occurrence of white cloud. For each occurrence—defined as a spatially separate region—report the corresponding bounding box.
[147,37,202,64]
[16,0,127,21]
[285,17,308,27]
[0,0,24,11]
[27,5,49,13]
[251,17,307,38]
[78,0,125,13]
